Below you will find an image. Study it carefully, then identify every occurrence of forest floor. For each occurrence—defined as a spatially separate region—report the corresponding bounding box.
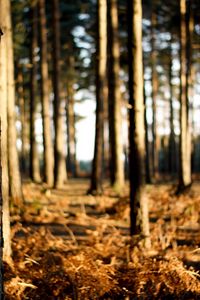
[4,179,200,299]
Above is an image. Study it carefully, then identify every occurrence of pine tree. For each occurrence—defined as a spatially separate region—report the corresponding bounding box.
[128,0,150,248]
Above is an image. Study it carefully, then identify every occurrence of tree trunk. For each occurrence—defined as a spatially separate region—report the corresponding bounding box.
[0,1,12,262]
[178,0,191,190]
[127,0,150,248]
[52,0,67,188]
[0,120,3,296]
[30,3,41,183]
[88,0,107,195]
[107,0,124,192]
[17,64,28,175]
[6,0,23,206]
[168,42,176,176]
[151,6,159,180]
[38,0,54,187]
[66,55,77,177]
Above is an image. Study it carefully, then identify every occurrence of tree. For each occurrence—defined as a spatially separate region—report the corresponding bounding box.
[30,2,41,183]
[38,0,54,187]
[52,0,67,188]
[0,119,3,297]
[88,0,107,194]
[66,53,77,177]
[0,0,12,262]
[6,0,23,205]
[178,0,191,190]
[107,0,124,192]
[127,0,150,248]
[168,39,176,175]
[151,2,159,180]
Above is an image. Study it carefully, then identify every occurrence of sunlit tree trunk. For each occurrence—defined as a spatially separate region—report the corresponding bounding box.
[107,0,124,192]
[52,0,67,188]
[30,3,41,183]
[0,2,12,262]
[151,5,159,180]
[178,0,191,190]
[128,0,150,248]
[66,55,77,177]
[88,0,107,195]
[186,0,195,172]
[6,0,23,206]
[38,0,54,187]
[0,119,3,292]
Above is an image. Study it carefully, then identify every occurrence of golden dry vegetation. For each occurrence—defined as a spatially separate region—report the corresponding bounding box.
[4,180,200,299]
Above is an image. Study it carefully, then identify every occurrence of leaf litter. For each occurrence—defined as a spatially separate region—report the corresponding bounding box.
[4,180,200,299]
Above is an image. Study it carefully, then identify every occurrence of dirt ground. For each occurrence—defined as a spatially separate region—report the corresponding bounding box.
[4,179,200,299]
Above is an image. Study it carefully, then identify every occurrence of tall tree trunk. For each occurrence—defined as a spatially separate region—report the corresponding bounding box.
[52,0,67,188]
[151,5,159,180]
[88,0,107,195]
[186,0,194,174]
[6,0,23,206]
[168,42,176,176]
[178,0,191,190]
[127,0,150,248]
[66,55,77,177]
[38,0,54,187]
[0,2,12,262]
[30,3,41,183]
[17,64,28,174]
[0,120,3,295]
[107,0,124,192]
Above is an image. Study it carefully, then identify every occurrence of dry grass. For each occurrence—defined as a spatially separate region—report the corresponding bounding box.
[4,180,200,299]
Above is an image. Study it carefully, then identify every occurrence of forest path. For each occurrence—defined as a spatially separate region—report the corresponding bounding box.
[13,179,130,244]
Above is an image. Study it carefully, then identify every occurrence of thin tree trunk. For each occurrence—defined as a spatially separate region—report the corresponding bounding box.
[6,0,23,206]
[178,0,191,190]
[168,42,176,176]
[151,6,159,180]
[66,58,77,177]
[88,0,107,195]
[30,3,41,183]
[127,0,150,248]
[0,2,12,261]
[38,0,54,187]
[17,64,28,174]
[107,0,124,192]
[52,0,67,188]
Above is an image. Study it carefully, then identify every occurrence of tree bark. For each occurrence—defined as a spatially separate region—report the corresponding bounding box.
[38,0,54,187]
[66,55,77,177]
[178,0,192,190]
[127,0,150,248]
[151,5,159,180]
[88,0,107,195]
[107,0,124,192]
[0,120,3,296]
[6,0,23,206]
[0,0,12,262]
[168,42,176,176]
[17,64,28,175]
[52,0,67,188]
[30,3,41,183]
